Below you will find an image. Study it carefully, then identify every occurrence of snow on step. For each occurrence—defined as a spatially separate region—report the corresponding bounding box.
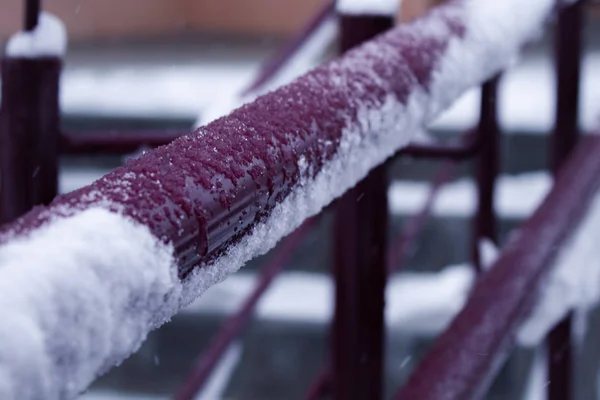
[184,266,474,335]
[431,52,600,134]
[388,172,552,218]
[0,1,558,398]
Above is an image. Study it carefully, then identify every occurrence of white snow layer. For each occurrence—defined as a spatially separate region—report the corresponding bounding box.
[0,209,180,400]
[0,0,555,398]
[336,0,402,16]
[518,188,600,346]
[5,12,67,58]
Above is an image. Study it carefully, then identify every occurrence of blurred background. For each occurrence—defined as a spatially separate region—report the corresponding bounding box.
[2,0,600,399]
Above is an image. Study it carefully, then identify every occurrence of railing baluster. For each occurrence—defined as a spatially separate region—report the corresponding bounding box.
[548,2,584,400]
[473,77,501,270]
[332,10,395,400]
[1,0,61,225]
[0,59,61,225]
[24,0,40,31]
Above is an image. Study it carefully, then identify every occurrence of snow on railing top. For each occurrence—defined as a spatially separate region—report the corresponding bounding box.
[5,12,67,58]
[336,0,402,16]
[0,0,559,399]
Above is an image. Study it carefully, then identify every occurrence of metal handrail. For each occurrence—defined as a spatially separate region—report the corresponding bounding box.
[0,0,586,399]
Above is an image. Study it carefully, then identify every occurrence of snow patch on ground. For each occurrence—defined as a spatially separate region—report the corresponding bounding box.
[5,13,67,58]
[185,268,475,335]
[388,172,552,218]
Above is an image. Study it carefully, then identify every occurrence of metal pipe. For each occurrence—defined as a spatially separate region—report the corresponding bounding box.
[473,77,500,271]
[24,0,40,31]
[0,58,61,225]
[332,13,394,400]
[173,218,315,400]
[548,2,584,399]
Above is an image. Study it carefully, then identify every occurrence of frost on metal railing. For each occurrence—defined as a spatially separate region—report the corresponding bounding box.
[0,0,558,399]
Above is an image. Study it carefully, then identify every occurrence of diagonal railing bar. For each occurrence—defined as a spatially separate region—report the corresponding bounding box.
[394,137,600,400]
[173,218,317,400]
[304,366,331,400]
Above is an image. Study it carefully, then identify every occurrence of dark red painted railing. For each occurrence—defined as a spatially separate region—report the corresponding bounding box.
[0,0,595,399]
[548,3,584,399]
[0,57,61,224]
[395,137,600,400]
[331,13,393,400]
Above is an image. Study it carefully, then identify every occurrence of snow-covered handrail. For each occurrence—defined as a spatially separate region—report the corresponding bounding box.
[0,0,559,398]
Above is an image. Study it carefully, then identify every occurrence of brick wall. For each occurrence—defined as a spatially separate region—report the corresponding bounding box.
[0,0,441,42]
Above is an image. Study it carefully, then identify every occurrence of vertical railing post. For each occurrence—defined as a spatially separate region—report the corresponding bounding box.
[0,0,61,224]
[24,0,40,31]
[473,77,500,270]
[548,2,584,400]
[332,7,395,400]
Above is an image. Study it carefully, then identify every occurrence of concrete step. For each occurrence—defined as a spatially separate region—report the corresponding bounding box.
[88,313,536,399]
